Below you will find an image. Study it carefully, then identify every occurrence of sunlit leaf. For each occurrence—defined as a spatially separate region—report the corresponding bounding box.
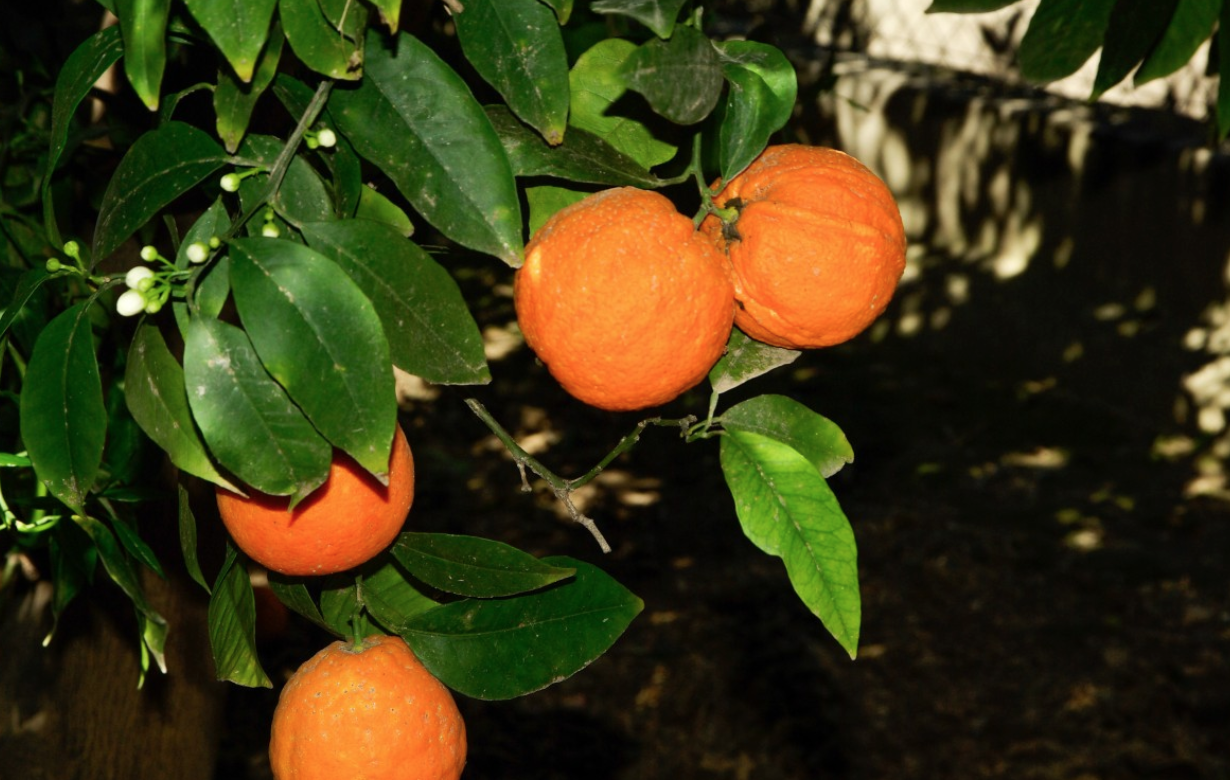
[401,557,642,700]
[184,0,277,81]
[540,0,574,24]
[115,0,171,110]
[367,0,402,31]
[526,185,588,236]
[267,573,332,631]
[354,185,414,236]
[391,533,576,598]
[721,394,854,478]
[569,39,677,168]
[208,546,272,687]
[708,328,800,395]
[20,302,106,511]
[229,238,397,476]
[714,40,797,181]
[621,25,723,125]
[720,431,860,658]
[215,23,284,152]
[591,0,687,38]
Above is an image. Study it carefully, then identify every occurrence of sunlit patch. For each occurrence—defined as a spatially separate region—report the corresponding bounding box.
[1000,446,1068,469]
[482,322,522,361]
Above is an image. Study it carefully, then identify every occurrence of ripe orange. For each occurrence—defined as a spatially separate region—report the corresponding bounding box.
[269,634,466,780]
[514,187,735,411]
[701,144,907,349]
[215,425,414,576]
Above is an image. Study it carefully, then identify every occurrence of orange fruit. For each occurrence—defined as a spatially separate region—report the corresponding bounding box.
[269,634,466,780]
[515,187,735,411]
[701,144,907,349]
[215,425,414,576]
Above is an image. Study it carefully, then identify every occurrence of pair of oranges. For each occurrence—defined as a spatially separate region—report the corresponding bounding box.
[515,144,908,412]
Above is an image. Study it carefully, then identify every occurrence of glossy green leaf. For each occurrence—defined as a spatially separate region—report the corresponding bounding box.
[0,267,56,346]
[182,314,332,498]
[125,321,238,491]
[92,121,226,264]
[621,25,724,125]
[184,0,277,81]
[926,0,1021,10]
[1092,0,1177,98]
[1136,0,1219,84]
[178,484,210,592]
[74,514,165,631]
[320,579,370,637]
[20,303,106,511]
[300,220,491,385]
[708,329,800,395]
[569,39,677,168]
[354,185,414,236]
[591,0,687,38]
[1019,0,1117,83]
[487,105,662,187]
[174,201,232,335]
[215,23,285,152]
[108,512,165,579]
[540,0,574,24]
[367,0,402,31]
[391,533,576,598]
[359,558,439,632]
[714,40,797,181]
[279,0,364,80]
[48,25,123,183]
[115,0,171,110]
[229,238,397,476]
[720,430,860,658]
[326,132,365,219]
[401,557,642,700]
[267,573,332,631]
[330,33,524,266]
[455,0,571,145]
[526,185,588,236]
[271,155,335,226]
[721,395,854,479]
[208,546,272,687]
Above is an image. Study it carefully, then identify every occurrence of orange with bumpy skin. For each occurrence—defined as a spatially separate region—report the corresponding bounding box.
[269,634,466,780]
[215,425,414,576]
[515,187,735,412]
[701,144,907,349]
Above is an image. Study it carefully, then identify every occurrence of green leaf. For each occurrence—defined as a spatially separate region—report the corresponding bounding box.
[1092,0,1178,99]
[115,0,171,110]
[526,185,589,236]
[487,105,662,187]
[354,185,414,236]
[401,557,642,700]
[1136,0,1219,84]
[330,33,524,266]
[108,512,165,579]
[20,303,106,511]
[92,121,226,264]
[271,155,335,226]
[178,484,210,592]
[184,0,277,81]
[319,579,370,637]
[1220,1,1230,139]
[208,546,272,687]
[926,0,1021,10]
[721,395,854,479]
[359,558,439,632]
[391,533,576,598]
[714,40,797,181]
[367,0,402,31]
[125,321,238,491]
[569,39,678,168]
[454,0,571,145]
[1019,0,1117,83]
[48,25,123,182]
[215,23,285,153]
[708,328,800,395]
[49,520,97,643]
[300,220,491,385]
[0,267,56,346]
[621,25,724,125]
[540,0,574,24]
[591,0,687,38]
[228,238,397,476]
[182,314,332,498]
[74,514,165,632]
[720,431,860,658]
[267,573,333,631]
[279,0,364,80]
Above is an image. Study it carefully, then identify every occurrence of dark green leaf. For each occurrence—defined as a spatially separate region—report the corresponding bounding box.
[569,39,677,168]
[178,483,210,592]
[354,185,414,236]
[1092,0,1178,98]
[621,26,723,125]
[926,0,1022,10]
[391,533,576,598]
[267,573,333,631]
[367,0,402,31]
[708,328,800,395]
[182,314,332,498]
[215,23,285,153]
[49,520,97,643]
[108,512,165,579]
[487,105,662,187]
[271,155,334,226]
[359,558,440,632]
[279,0,364,80]
[229,238,397,477]
[20,303,106,511]
[591,0,687,38]
[720,431,860,658]
[115,0,171,110]
[1136,0,1219,84]
[300,220,491,385]
[714,40,797,181]
[125,321,238,490]
[208,546,272,687]
[92,121,226,264]
[74,514,165,630]
[1019,0,1117,83]
[721,394,854,479]
[0,267,56,346]
[455,0,571,145]
[330,33,524,266]
[401,557,642,700]
[320,580,370,637]
[48,25,123,181]
[540,0,574,24]
[184,0,277,81]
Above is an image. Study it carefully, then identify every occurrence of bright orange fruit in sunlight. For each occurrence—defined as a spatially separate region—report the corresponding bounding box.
[701,144,907,349]
[269,634,466,780]
[215,425,414,576]
[514,187,736,412]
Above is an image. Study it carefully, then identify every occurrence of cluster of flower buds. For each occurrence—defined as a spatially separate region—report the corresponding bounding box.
[115,242,212,317]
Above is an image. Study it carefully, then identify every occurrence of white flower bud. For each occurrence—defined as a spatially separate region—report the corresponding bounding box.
[125,265,155,290]
[261,223,281,238]
[186,242,209,264]
[317,128,337,148]
[116,289,147,317]
[220,173,241,192]
[140,245,159,262]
